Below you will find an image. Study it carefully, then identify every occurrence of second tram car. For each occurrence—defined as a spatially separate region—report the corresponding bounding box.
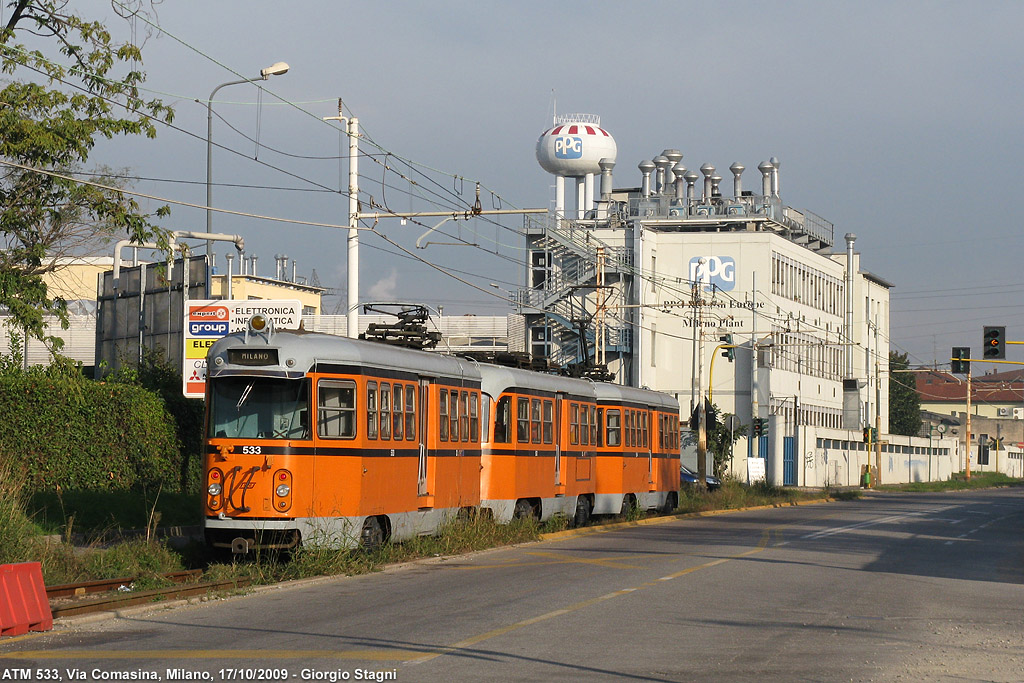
[202,317,680,553]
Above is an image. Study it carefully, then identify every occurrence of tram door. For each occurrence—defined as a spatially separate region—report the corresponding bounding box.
[647,412,654,485]
[554,395,563,486]
[417,378,431,496]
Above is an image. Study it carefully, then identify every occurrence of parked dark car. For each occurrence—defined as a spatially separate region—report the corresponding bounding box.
[680,464,721,491]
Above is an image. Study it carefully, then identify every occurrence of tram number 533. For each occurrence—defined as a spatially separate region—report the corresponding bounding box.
[241,445,262,455]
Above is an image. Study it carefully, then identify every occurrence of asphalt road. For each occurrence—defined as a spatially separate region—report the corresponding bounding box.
[3,488,1023,682]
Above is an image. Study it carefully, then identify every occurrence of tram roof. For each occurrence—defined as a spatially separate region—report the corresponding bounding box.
[208,330,480,382]
[592,382,679,411]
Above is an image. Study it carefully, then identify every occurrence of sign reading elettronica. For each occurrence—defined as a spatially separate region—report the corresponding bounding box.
[182,299,301,398]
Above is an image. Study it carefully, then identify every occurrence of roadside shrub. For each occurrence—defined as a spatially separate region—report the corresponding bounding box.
[0,364,181,494]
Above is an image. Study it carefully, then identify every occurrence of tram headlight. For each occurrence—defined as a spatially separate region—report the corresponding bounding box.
[275,484,290,497]
[248,314,267,333]
[208,482,223,496]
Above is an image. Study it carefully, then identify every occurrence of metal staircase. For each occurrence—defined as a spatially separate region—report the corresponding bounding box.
[517,212,633,369]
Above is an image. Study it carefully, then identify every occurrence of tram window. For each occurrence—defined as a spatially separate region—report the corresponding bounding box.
[439,389,449,442]
[606,409,621,447]
[580,404,590,446]
[494,396,511,444]
[590,406,597,446]
[380,383,392,440]
[542,400,553,444]
[450,390,460,441]
[393,384,404,441]
[470,393,479,443]
[597,408,604,448]
[405,385,416,441]
[460,391,470,442]
[516,397,529,443]
[570,403,579,445]
[641,411,648,448]
[627,410,635,448]
[211,377,310,440]
[366,382,377,439]
[318,379,357,439]
[531,398,542,444]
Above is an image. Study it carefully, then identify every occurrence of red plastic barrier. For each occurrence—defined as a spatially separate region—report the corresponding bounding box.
[0,562,53,636]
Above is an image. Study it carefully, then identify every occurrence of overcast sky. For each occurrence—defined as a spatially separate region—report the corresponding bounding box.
[28,1,1024,370]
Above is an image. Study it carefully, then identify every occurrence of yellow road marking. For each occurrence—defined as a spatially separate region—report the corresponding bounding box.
[453,550,658,571]
[409,529,779,665]
[0,649,423,661]
[5,521,812,664]
[523,551,647,569]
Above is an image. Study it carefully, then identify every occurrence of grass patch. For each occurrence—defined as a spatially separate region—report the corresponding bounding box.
[202,514,544,586]
[676,478,827,514]
[27,489,201,535]
[879,471,1024,493]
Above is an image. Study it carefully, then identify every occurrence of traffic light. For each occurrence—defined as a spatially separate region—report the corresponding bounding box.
[951,347,970,374]
[983,326,1005,359]
[719,334,735,361]
[752,417,768,437]
[863,427,871,443]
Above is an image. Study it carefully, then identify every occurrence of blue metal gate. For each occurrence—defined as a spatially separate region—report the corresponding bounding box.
[758,436,769,458]
[783,436,796,485]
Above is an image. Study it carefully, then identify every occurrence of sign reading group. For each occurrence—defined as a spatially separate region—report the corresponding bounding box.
[183,299,302,398]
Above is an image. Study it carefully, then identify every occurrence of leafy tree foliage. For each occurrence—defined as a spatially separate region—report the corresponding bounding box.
[0,0,172,350]
[706,403,747,477]
[889,350,922,436]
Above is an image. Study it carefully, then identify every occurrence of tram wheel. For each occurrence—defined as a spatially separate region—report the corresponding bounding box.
[572,495,592,528]
[513,499,534,520]
[361,516,384,549]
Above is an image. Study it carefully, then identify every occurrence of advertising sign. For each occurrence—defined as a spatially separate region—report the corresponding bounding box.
[689,256,736,292]
[182,299,302,398]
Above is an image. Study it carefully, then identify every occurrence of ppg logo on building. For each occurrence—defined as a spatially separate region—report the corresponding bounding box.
[689,256,736,292]
[554,136,583,159]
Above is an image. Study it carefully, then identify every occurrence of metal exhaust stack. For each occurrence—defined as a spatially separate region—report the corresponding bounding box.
[758,161,773,196]
[660,149,682,194]
[639,160,655,198]
[770,156,780,196]
[729,162,745,197]
[710,174,722,198]
[653,155,670,195]
[684,170,699,202]
[673,162,687,200]
[700,163,715,202]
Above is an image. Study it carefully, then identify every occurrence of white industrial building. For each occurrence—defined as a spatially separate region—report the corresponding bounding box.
[524,113,958,486]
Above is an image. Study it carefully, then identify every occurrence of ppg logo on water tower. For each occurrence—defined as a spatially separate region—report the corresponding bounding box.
[554,136,583,159]
[689,256,736,292]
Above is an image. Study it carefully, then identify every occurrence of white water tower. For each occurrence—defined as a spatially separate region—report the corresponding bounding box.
[536,113,617,219]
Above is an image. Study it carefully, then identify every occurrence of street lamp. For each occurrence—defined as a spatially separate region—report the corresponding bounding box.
[206,62,289,264]
[928,422,947,482]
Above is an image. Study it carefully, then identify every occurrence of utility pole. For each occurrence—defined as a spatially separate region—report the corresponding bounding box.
[965,367,972,480]
[750,272,759,462]
[695,259,707,487]
[322,99,360,339]
[875,356,882,486]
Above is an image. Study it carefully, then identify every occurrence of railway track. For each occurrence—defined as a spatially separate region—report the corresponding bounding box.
[47,570,252,618]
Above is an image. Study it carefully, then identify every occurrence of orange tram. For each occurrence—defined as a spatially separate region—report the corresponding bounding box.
[203,319,680,554]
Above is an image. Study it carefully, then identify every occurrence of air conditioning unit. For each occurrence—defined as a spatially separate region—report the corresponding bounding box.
[1014,408,1024,420]
[997,407,1010,417]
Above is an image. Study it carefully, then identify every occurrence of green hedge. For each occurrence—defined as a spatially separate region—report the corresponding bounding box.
[0,368,183,493]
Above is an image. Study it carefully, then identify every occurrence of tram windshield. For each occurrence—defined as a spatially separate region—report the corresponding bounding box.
[209,376,310,440]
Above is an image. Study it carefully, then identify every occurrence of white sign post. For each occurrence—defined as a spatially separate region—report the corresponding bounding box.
[183,299,302,398]
[747,457,767,484]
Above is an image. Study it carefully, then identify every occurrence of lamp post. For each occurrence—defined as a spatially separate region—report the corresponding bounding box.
[206,62,289,265]
[928,422,946,482]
